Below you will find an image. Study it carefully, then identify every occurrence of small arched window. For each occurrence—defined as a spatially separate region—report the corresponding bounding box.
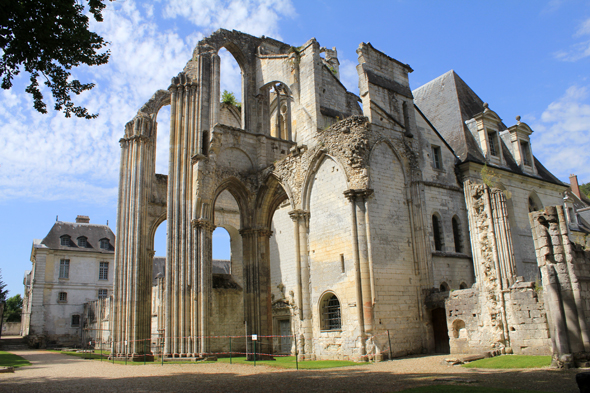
[60,235,71,246]
[320,293,341,331]
[432,215,443,251]
[440,282,450,292]
[452,217,462,253]
[77,236,87,248]
[459,282,468,289]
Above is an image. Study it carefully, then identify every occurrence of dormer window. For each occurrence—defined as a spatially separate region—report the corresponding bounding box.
[60,235,71,246]
[100,238,110,249]
[520,141,532,166]
[77,236,87,248]
[487,131,499,157]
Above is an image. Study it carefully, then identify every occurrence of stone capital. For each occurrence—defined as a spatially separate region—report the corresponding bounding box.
[343,188,373,202]
[288,209,310,222]
[191,219,216,233]
[239,227,273,238]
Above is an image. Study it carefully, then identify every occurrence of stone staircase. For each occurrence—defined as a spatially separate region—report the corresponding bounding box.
[0,336,29,351]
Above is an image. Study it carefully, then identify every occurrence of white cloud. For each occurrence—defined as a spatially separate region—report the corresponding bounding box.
[554,17,590,61]
[532,85,590,182]
[163,0,295,39]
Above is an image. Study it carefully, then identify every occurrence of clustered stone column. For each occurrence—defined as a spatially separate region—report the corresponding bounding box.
[344,189,375,356]
[112,114,155,359]
[530,205,590,367]
[289,209,312,357]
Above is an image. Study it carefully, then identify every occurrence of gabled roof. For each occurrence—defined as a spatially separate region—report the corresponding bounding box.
[413,70,566,186]
[41,221,115,253]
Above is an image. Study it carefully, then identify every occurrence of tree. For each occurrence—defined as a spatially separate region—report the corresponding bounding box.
[221,90,241,110]
[0,1,111,119]
[580,182,590,199]
[4,295,23,323]
[0,269,7,303]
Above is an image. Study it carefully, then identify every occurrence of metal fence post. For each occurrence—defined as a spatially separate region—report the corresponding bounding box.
[295,335,298,371]
[229,336,232,364]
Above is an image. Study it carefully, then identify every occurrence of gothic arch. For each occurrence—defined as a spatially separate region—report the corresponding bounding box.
[302,152,350,211]
[367,139,409,187]
[528,190,543,212]
[211,176,252,229]
[255,174,292,229]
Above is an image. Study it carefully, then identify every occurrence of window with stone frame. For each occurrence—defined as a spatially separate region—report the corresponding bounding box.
[99,262,109,280]
[432,214,443,251]
[71,314,80,327]
[520,141,532,166]
[452,216,462,253]
[487,130,499,157]
[58,292,68,303]
[60,235,71,246]
[77,236,88,248]
[320,293,341,331]
[98,289,108,299]
[432,145,442,170]
[59,259,70,279]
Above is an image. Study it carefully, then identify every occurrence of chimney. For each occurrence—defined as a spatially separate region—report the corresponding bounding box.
[76,215,90,223]
[570,174,581,199]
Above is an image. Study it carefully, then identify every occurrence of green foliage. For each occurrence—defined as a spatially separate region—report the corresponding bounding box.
[0,351,31,368]
[580,182,590,199]
[399,386,544,393]
[0,269,7,302]
[0,0,111,119]
[462,355,551,369]
[480,164,511,199]
[4,294,22,322]
[221,90,241,110]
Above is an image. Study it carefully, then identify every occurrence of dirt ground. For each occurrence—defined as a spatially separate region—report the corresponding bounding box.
[0,349,583,393]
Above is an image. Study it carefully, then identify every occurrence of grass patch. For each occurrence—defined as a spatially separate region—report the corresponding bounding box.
[399,386,546,393]
[0,351,31,368]
[217,356,361,369]
[462,355,551,369]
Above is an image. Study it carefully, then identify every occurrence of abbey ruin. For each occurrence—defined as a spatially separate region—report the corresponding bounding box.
[110,29,590,364]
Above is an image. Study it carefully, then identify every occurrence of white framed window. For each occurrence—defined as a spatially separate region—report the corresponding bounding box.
[58,292,68,303]
[98,289,108,299]
[99,262,109,280]
[59,259,70,279]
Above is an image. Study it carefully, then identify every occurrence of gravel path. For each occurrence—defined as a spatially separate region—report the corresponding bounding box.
[0,349,582,392]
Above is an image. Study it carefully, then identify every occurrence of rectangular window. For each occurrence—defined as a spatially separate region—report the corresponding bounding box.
[99,262,109,280]
[432,145,442,170]
[71,314,80,327]
[58,292,67,303]
[98,289,108,299]
[520,141,532,166]
[59,259,70,279]
[488,131,498,157]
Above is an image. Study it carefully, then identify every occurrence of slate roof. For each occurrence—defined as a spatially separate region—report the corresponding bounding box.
[413,70,565,186]
[40,221,115,253]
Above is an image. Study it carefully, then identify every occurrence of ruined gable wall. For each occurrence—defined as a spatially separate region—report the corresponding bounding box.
[308,157,357,359]
[368,142,424,356]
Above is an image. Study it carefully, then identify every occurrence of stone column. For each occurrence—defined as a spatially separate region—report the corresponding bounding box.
[193,219,214,356]
[353,189,374,333]
[112,115,154,359]
[289,210,312,357]
[343,190,367,357]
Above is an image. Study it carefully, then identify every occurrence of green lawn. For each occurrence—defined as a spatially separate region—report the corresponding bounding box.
[0,351,31,368]
[462,355,552,369]
[217,355,362,369]
[399,386,546,393]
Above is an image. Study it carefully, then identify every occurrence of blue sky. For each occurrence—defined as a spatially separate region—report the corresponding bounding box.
[1,0,589,297]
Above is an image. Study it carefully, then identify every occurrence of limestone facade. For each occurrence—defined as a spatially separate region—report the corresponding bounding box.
[22,216,115,347]
[112,29,582,361]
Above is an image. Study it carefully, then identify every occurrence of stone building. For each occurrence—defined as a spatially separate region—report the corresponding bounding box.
[112,29,587,362]
[21,215,115,347]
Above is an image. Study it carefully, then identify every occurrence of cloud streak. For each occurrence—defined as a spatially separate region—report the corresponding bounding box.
[554,17,590,62]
